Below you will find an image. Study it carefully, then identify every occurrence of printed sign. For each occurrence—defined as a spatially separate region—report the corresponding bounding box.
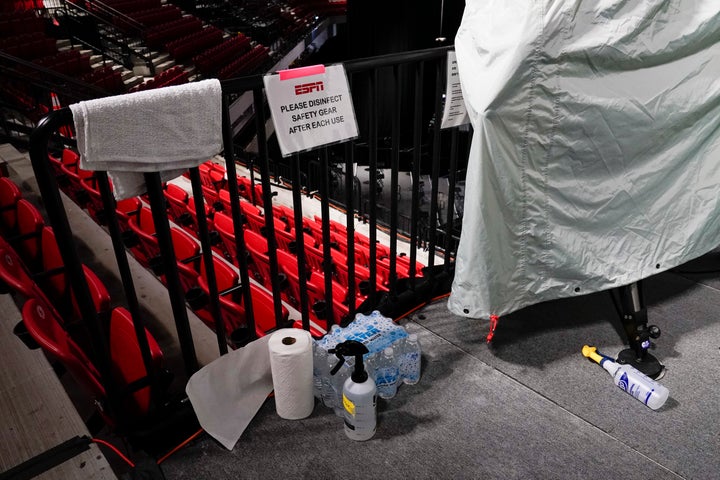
[440,50,470,129]
[264,64,359,157]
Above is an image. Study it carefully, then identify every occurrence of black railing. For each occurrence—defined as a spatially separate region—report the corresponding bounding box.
[27,45,468,437]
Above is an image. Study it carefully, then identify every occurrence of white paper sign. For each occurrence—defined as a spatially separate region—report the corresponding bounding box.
[441,51,470,129]
[263,64,359,157]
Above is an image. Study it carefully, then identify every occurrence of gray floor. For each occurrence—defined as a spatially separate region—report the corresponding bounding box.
[159,254,720,480]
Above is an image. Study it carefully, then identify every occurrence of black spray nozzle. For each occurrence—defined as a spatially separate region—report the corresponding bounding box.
[328,340,370,383]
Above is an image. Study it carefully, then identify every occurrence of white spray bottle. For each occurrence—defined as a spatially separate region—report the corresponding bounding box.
[329,340,377,441]
[582,345,669,410]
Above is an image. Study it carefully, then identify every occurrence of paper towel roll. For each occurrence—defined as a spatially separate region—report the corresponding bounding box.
[268,328,314,419]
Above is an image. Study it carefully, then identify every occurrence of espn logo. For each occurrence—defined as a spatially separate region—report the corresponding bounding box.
[294,81,324,95]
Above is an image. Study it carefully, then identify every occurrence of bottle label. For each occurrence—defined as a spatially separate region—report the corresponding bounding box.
[343,393,355,415]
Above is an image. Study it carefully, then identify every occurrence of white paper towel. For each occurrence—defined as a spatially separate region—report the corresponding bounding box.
[268,328,314,420]
[185,335,273,450]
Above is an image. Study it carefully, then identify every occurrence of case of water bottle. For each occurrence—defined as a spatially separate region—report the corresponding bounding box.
[313,311,421,414]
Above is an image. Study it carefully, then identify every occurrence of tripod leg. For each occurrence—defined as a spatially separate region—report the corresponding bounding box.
[616,281,665,379]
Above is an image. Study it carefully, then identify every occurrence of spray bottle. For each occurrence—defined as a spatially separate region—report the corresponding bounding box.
[582,345,669,410]
[329,340,377,441]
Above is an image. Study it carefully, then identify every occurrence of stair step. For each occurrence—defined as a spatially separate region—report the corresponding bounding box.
[124,76,144,89]
[56,39,71,49]
[154,60,176,74]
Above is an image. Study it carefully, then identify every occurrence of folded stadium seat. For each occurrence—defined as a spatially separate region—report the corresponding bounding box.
[244,208,289,238]
[58,149,90,208]
[198,161,226,191]
[0,176,22,236]
[79,168,110,225]
[298,233,325,272]
[39,227,111,324]
[10,199,44,269]
[108,306,165,416]
[243,229,281,291]
[275,249,350,325]
[0,235,37,298]
[200,185,221,211]
[329,248,383,298]
[211,210,241,266]
[194,255,289,339]
[183,195,215,237]
[22,298,166,422]
[395,253,425,278]
[21,297,106,414]
[235,175,253,202]
[127,207,201,289]
[116,197,142,232]
[163,183,189,224]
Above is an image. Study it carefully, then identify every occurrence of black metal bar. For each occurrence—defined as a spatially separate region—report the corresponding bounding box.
[409,62,425,283]
[144,172,199,377]
[444,128,459,269]
[218,46,452,94]
[290,154,311,330]
[388,64,401,296]
[221,94,256,339]
[252,87,286,326]
[28,109,120,417]
[95,170,158,404]
[188,167,228,355]
[319,147,335,329]
[344,135,356,317]
[427,57,446,269]
[367,69,379,300]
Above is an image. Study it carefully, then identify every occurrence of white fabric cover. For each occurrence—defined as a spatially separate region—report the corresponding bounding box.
[448,1,720,319]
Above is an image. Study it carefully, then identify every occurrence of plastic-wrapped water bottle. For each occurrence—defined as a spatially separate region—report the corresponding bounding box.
[375,347,399,399]
[328,355,350,416]
[400,333,421,385]
[313,344,327,399]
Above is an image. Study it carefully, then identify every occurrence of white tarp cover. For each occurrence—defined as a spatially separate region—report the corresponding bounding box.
[448,1,720,319]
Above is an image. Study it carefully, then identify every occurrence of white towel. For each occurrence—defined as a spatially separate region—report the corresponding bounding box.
[70,79,223,199]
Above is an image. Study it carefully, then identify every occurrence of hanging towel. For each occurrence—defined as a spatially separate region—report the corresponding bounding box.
[70,79,223,199]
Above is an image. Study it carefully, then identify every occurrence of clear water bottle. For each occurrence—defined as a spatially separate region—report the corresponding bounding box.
[375,347,399,399]
[400,333,421,385]
[328,355,350,416]
[313,345,327,399]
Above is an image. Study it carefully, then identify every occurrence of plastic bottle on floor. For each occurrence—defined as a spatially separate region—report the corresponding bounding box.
[400,333,421,385]
[582,345,669,410]
[375,347,399,399]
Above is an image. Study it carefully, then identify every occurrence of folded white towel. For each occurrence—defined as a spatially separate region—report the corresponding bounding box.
[70,79,223,199]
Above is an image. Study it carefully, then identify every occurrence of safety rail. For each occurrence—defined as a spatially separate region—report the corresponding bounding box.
[27,45,468,440]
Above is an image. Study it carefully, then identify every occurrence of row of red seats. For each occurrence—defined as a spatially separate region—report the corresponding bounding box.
[49,149,298,341]
[131,65,188,92]
[162,180,343,330]
[144,15,203,49]
[80,64,127,94]
[35,49,92,77]
[0,31,56,59]
[165,26,223,62]
[101,0,160,14]
[0,10,44,36]
[192,34,250,76]
[127,5,182,28]
[0,81,49,122]
[0,176,165,423]
[0,0,43,13]
[216,45,269,80]
[182,161,425,325]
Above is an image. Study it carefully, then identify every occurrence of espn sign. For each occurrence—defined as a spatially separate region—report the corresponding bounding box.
[294,81,324,95]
